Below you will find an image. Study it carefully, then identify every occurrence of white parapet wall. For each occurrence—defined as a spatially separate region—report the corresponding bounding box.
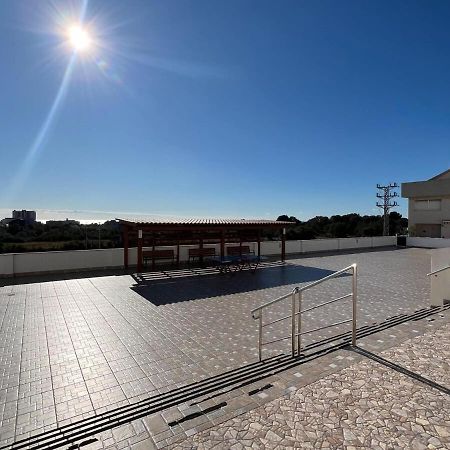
[0,254,14,277]
[0,236,397,278]
[407,237,450,248]
[0,248,137,277]
[429,247,450,306]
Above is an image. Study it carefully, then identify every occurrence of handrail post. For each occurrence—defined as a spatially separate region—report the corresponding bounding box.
[251,263,358,362]
[352,264,357,346]
[297,290,302,356]
[258,312,263,361]
[291,290,296,357]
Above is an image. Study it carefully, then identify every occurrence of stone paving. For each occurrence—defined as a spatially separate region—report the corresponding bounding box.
[173,323,450,450]
[0,247,439,447]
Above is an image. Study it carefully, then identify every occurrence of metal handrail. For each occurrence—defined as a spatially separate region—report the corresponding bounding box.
[252,263,357,361]
[299,293,352,314]
[296,318,352,336]
[427,265,450,277]
[251,264,355,317]
[298,264,356,293]
[251,290,297,318]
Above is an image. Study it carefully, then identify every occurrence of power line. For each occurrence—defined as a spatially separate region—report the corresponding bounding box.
[376,183,399,236]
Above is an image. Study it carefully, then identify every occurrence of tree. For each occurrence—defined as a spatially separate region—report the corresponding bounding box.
[276,212,407,240]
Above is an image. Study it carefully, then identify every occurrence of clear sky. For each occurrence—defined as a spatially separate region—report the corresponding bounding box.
[1,0,450,222]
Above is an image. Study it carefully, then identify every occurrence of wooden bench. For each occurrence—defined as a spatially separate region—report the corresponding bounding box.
[188,247,216,263]
[227,245,255,256]
[143,249,175,266]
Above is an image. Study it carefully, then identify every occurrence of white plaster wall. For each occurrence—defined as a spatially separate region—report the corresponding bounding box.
[0,254,14,277]
[430,248,450,306]
[431,247,450,272]
[12,248,125,274]
[260,241,282,255]
[408,197,450,228]
[0,236,397,277]
[302,239,339,253]
[407,237,450,248]
[356,237,374,248]
[375,236,398,247]
[285,240,301,254]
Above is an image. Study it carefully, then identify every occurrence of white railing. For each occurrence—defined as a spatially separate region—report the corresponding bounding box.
[427,265,450,277]
[251,264,357,361]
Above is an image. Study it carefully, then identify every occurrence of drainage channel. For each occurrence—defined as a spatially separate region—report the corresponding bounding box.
[2,304,448,450]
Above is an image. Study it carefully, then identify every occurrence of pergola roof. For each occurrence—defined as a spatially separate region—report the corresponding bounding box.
[117,218,294,228]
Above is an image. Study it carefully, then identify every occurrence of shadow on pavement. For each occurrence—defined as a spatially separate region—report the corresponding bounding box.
[349,346,450,396]
[131,262,342,305]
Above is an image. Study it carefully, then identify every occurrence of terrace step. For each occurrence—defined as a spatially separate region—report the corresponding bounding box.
[3,304,449,450]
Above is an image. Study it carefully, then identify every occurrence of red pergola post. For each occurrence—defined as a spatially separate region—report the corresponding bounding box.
[257,230,261,258]
[137,229,143,273]
[123,226,129,269]
[152,236,156,272]
[220,231,225,259]
[199,237,204,265]
[281,228,286,262]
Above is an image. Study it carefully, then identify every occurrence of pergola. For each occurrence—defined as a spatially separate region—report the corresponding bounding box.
[118,218,294,272]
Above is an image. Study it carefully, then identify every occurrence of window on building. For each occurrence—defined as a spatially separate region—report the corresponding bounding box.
[414,199,441,210]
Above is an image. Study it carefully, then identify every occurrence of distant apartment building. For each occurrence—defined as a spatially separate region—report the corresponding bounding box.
[1,210,37,227]
[12,210,36,224]
[401,169,450,238]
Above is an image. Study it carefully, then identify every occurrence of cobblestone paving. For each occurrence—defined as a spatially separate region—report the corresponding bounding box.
[173,323,450,450]
[0,247,435,446]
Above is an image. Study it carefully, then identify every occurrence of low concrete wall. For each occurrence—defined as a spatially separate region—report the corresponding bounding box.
[407,237,450,248]
[302,238,339,253]
[430,248,450,306]
[0,254,14,277]
[8,248,131,277]
[0,236,397,278]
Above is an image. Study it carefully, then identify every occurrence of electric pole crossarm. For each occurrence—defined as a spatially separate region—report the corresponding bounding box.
[376,182,399,236]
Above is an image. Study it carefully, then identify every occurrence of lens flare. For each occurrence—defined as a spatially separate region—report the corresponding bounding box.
[68,25,91,52]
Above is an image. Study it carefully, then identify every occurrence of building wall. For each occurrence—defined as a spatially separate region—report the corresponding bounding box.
[414,224,442,238]
[12,210,37,222]
[408,197,450,236]
[443,222,450,239]
[402,171,450,237]
[402,177,450,198]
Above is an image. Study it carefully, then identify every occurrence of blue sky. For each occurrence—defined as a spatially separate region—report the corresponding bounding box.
[1,0,450,222]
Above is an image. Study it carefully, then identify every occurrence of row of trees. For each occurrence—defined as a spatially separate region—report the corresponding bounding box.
[0,212,408,253]
[276,212,407,240]
[0,220,121,253]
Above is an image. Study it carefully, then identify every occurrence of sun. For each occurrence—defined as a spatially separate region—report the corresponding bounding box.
[67,25,91,52]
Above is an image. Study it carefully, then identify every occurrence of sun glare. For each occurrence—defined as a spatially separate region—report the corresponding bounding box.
[68,25,91,52]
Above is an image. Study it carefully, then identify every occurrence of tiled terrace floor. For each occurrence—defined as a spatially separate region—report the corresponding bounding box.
[0,247,438,447]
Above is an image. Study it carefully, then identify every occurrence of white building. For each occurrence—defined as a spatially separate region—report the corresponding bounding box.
[401,169,450,238]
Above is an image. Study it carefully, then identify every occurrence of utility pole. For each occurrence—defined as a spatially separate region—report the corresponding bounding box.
[376,183,399,236]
